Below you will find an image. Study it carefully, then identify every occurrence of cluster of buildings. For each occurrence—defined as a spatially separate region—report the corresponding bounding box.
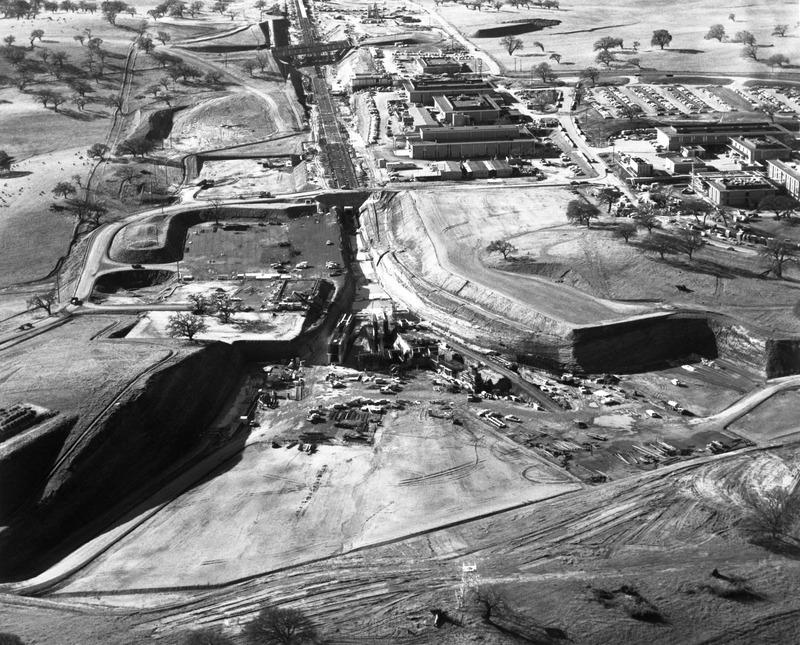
[621,121,800,208]
[397,76,545,161]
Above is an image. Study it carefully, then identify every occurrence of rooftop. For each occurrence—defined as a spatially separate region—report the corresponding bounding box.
[769,158,800,175]
[658,121,790,135]
[730,135,791,150]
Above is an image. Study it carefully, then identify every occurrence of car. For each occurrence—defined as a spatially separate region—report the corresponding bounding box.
[70,297,83,306]
[131,263,144,269]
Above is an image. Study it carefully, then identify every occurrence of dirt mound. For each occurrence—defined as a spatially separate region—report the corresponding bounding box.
[472,18,560,38]
[0,342,244,581]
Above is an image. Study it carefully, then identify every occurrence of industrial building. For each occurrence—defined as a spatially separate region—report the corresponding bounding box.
[435,160,463,180]
[431,93,502,126]
[413,56,463,76]
[619,156,653,178]
[663,154,705,175]
[655,121,795,151]
[729,136,793,165]
[407,125,537,160]
[403,78,495,105]
[693,171,777,207]
[767,159,800,200]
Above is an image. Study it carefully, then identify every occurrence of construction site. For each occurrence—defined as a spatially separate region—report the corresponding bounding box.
[2,0,800,643]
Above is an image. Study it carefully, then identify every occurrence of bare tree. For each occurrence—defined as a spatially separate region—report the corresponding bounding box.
[759,238,796,279]
[243,606,318,645]
[500,35,523,55]
[27,291,56,315]
[166,312,208,340]
[485,239,517,259]
[613,221,637,243]
[741,485,800,541]
[214,292,239,323]
[773,24,789,37]
[678,228,704,260]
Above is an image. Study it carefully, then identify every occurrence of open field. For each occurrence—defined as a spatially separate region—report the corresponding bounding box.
[418,0,798,75]
[499,213,800,334]
[729,387,800,442]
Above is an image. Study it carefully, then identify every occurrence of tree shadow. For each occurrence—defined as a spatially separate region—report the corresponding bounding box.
[669,48,705,54]
[660,255,765,280]
[58,107,107,121]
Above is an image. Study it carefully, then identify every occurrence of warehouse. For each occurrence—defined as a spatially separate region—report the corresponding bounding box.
[403,78,495,105]
[655,121,795,151]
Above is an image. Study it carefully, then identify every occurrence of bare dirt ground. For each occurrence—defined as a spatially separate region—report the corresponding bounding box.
[729,387,800,442]
[417,0,796,75]
[370,187,651,331]
[50,366,578,592]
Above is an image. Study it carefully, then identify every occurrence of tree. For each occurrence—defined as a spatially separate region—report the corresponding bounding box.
[766,53,790,69]
[0,633,25,645]
[742,43,759,62]
[759,238,796,278]
[188,0,203,16]
[705,24,726,41]
[36,89,54,109]
[203,70,222,86]
[759,195,798,221]
[243,607,318,645]
[242,60,256,77]
[533,61,553,82]
[595,50,614,66]
[632,40,640,51]
[500,34,523,55]
[167,313,207,340]
[741,485,800,541]
[103,94,124,112]
[566,199,600,228]
[27,291,56,315]
[634,205,659,233]
[0,150,14,174]
[50,49,67,67]
[650,29,672,50]
[69,78,93,97]
[532,40,544,52]
[182,628,234,645]
[773,24,789,37]
[100,0,129,24]
[734,30,756,45]
[214,292,239,323]
[678,228,703,260]
[73,34,85,45]
[580,66,600,84]
[156,30,171,45]
[29,28,43,48]
[613,220,637,243]
[549,52,561,64]
[593,36,622,51]
[642,232,676,259]
[3,35,15,47]
[485,239,516,259]
[597,186,622,213]
[728,12,735,21]
[88,142,109,159]
[187,293,214,314]
[52,181,76,198]
[137,34,154,53]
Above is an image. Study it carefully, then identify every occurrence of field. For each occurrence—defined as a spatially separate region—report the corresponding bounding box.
[418,0,798,76]
[729,387,800,442]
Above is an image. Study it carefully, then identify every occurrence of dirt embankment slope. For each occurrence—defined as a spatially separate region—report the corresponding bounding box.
[362,191,800,375]
[0,340,245,581]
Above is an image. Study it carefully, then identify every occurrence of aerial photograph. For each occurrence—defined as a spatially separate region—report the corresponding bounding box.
[0,0,799,642]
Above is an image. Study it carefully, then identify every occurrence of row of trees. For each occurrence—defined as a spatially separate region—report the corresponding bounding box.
[165,291,244,340]
[705,24,791,67]
[454,0,559,10]
[562,197,798,278]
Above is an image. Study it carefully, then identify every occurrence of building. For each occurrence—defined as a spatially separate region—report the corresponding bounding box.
[655,121,795,151]
[482,159,513,178]
[413,56,462,76]
[431,93,502,126]
[693,171,777,207]
[663,154,705,175]
[767,159,800,200]
[403,78,495,105]
[463,159,489,178]
[729,136,793,165]
[620,156,653,178]
[435,160,463,180]
[350,73,392,91]
[406,105,439,130]
[408,125,537,160]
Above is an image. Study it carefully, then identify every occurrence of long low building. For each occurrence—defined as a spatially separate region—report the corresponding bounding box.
[408,125,537,160]
[656,121,795,151]
[403,77,495,105]
[767,158,800,199]
[693,171,777,207]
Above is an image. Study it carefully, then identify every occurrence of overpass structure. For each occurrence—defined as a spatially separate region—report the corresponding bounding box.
[272,39,352,66]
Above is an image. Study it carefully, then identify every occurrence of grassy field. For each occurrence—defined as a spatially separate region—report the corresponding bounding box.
[419,0,797,75]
